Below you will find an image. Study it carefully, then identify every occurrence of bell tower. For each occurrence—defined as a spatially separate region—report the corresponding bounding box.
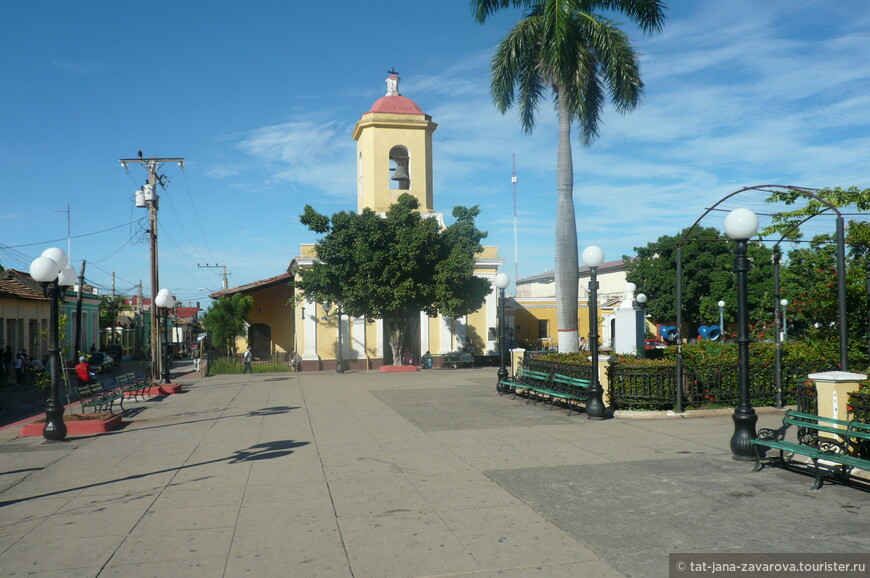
[352,72,438,213]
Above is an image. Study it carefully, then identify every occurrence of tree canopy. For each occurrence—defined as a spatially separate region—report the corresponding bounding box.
[762,186,869,362]
[298,194,491,364]
[624,227,775,333]
[98,294,129,329]
[202,293,253,354]
[472,0,665,353]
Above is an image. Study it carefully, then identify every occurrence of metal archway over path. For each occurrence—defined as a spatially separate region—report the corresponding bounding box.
[673,184,848,413]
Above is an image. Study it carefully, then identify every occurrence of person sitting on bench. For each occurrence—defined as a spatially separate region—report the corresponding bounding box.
[75,355,97,385]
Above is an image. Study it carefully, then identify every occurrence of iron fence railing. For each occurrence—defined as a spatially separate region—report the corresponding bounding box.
[523,355,593,381]
[607,363,821,411]
[848,389,870,423]
[205,351,293,375]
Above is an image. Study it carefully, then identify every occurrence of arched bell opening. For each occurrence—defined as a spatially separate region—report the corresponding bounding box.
[389,145,410,190]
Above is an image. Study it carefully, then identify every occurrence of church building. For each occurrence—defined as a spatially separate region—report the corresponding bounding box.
[213,73,506,369]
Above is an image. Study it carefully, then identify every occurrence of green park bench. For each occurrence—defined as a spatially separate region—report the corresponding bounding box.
[500,368,590,415]
[431,352,474,369]
[549,373,591,415]
[75,381,126,414]
[113,372,150,401]
[751,410,870,490]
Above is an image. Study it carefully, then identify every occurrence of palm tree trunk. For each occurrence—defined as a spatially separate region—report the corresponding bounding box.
[555,86,579,353]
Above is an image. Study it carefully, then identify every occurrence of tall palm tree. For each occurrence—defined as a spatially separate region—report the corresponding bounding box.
[472,0,665,352]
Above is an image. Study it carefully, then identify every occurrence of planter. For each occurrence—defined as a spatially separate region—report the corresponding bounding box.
[20,412,122,437]
[143,383,183,395]
[379,365,419,373]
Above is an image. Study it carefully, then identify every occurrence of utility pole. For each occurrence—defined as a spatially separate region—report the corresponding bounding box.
[120,154,184,381]
[198,263,229,290]
[137,281,143,359]
[74,260,86,359]
[110,272,116,348]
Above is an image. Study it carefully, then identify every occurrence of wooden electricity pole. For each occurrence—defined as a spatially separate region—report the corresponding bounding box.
[119,155,184,381]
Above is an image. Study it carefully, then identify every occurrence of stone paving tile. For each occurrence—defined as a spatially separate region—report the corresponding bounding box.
[338,512,484,577]
[100,556,229,578]
[109,526,235,565]
[2,365,865,577]
[0,534,124,574]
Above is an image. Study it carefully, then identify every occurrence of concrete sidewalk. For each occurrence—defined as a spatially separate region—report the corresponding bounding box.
[0,365,867,577]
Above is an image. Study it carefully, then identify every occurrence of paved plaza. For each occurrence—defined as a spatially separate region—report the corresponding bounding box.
[0,364,868,577]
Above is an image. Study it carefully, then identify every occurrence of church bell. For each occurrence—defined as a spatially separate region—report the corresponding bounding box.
[391,163,409,182]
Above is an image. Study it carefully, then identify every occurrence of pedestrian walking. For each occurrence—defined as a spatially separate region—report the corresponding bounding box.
[242,345,255,374]
[2,345,12,384]
[14,350,27,385]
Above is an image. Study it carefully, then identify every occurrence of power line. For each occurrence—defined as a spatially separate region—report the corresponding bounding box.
[4,220,138,248]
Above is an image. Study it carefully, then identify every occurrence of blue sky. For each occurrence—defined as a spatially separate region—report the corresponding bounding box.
[2,1,869,306]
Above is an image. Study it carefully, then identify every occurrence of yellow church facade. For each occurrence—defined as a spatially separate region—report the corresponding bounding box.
[215,73,506,369]
[290,74,504,369]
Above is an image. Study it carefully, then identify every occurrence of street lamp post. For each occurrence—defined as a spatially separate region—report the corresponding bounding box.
[718,300,726,339]
[30,248,78,441]
[724,208,759,460]
[155,288,176,384]
[494,272,510,393]
[322,301,345,373]
[582,246,606,420]
[780,299,789,342]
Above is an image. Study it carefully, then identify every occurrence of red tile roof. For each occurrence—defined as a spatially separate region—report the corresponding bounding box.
[0,270,48,301]
[210,272,293,298]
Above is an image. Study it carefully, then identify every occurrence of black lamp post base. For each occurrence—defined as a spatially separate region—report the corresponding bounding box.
[730,409,758,460]
[496,367,509,394]
[586,387,606,420]
[43,400,67,441]
[335,362,345,373]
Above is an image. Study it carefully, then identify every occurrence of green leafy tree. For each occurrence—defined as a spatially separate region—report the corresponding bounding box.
[472,0,665,353]
[99,295,130,330]
[624,227,775,334]
[202,293,254,354]
[763,186,870,364]
[779,227,869,364]
[298,194,491,365]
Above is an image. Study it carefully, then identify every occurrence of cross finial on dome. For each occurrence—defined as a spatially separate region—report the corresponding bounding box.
[386,69,400,96]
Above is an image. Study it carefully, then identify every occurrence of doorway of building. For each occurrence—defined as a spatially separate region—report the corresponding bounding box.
[249,323,272,359]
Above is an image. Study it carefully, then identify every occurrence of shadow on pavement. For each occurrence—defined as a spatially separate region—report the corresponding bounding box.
[0,439,310,507]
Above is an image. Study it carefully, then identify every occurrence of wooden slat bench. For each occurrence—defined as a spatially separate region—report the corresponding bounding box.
[114,372,150,400]
[549,373,591,415]
[76,382,126,414]
[500,368,590,415]
[750,410,870,490]
[431,352,474,369]
[499,368,551,398]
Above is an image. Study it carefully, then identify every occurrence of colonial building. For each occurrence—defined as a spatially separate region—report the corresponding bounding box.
[212,74,505,369]
[511,260,629,350]
[0,269,100,365]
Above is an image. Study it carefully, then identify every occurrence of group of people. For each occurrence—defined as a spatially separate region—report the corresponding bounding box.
[2,346,49,385]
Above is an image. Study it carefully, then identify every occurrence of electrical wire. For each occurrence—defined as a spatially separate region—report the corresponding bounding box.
[4,221,138,249]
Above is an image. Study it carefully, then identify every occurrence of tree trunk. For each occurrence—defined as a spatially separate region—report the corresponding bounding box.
[388,325,404,366]
[555,86,579,353]
[386,313,419,365]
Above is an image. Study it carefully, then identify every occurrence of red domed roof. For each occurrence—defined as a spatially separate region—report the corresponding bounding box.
[368,94,424,115]
[366,74,425,115]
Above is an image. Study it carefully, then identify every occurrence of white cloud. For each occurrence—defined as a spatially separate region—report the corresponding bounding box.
[236,119,356,198]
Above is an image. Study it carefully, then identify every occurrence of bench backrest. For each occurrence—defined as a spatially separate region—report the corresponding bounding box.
[551,374,590,389]
[515,368,551,382]
[785,410,870,446]
[784,410,852,436]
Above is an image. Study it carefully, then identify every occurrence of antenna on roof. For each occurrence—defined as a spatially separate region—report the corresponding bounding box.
[512,154,518,289]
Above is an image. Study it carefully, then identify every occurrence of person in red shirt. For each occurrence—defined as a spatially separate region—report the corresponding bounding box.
[75,356,95,385]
